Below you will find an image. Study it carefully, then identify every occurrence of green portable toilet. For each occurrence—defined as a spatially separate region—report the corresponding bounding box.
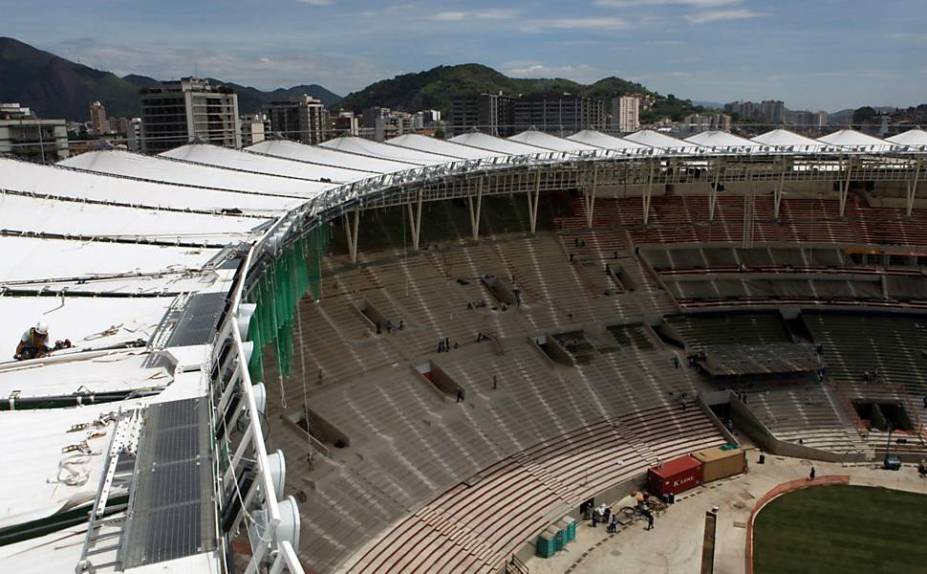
[552,525,565,552]
[559,517,577,543]
[536,526,558,558]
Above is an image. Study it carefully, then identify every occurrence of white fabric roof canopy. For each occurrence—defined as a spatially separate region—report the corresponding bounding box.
[751,129,826,151]
[61,150,329,198]
[0,158,299,215]
[0,296,175,354]
[685,130,765,150]
[320,136,460,165]
[387,134,503,160]
[567,130,651,151]
[0,236,219,284]
[508,130,602,152]
[162,144,365,184]
[247,139,415,173]
[625,129,704,152]
[886,129,927,147]
[449,132,549,155]
[817,129,895,151]
[0,194,260,246]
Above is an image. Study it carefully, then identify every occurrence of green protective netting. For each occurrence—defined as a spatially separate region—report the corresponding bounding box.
[246,223,329,382]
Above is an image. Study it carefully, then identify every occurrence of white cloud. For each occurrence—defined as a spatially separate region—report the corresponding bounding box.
[522,17,629,31]
[889,33,927,43]
[685,9,767,24]
[428,9,519,22]
[501,61,604,83]
[297,0,333,5]
[596,0,740,7]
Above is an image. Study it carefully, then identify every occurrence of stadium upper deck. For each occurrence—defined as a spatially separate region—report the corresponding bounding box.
[0,128,925,574]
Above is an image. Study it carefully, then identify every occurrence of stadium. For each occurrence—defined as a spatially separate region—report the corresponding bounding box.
[1,126,927,573]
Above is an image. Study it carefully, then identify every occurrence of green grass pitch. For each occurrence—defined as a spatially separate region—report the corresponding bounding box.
[753,485,927,574]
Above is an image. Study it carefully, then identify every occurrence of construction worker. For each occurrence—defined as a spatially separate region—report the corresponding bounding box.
[15,322,52,360]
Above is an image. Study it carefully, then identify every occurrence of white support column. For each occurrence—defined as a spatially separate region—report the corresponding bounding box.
[906,159,921,217]
[528,170,541,234]
[406,190,423,250]
[709,158,722,221]
[344,209,360,264]
[839,156,853,217]
[773,161,786,219]
[583,164,599,228]
[642,160,655,225]
[467,178,484,240]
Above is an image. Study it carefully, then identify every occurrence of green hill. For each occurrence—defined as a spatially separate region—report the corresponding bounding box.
[339,63,699,122]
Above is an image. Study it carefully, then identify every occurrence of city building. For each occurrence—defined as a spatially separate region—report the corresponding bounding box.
[264,95,328,145]
[89,101,108,135]
[683,113,732,133]
[412,109,441,131]
[449,93,515,136]
[612,96,641,133]
[724,100,786,126]
[816,111,829,128]
[331,111,360,137]
[139,77,241,153]
[0,102,69,162]
[512,93,606,135]
[126,117,143,152]
[241,113,267,147]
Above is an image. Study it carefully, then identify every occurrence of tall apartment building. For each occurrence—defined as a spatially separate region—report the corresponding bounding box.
[126,118,143,152]
[683,112,732,133]
[264,95,328,145]
[449,93,515,136]
[512,93,606,135]
[139,77,241,153]
[241,113,267,147]
[89,101,108,135]
[724,100,786,126]
[0,102,69,162]
[611,96,640,133]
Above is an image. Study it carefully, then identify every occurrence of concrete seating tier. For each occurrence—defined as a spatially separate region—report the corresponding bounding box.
[554,195,927,248]
[803,312,927,398]
[665,312,791,350]
[345,405,725,573]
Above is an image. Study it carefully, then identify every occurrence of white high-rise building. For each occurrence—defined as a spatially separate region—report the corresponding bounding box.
[612,96,640,133]
[140,77,241,153]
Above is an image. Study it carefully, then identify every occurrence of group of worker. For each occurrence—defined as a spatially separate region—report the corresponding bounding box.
[13,322,71,361]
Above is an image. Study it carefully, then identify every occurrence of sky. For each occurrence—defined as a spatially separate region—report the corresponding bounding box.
[3,0,926,111]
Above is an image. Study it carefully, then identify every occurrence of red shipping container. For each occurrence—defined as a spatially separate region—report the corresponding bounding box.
[647,455,703,496]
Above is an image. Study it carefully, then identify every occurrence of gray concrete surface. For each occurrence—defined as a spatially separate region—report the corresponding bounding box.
[525,446,927,574]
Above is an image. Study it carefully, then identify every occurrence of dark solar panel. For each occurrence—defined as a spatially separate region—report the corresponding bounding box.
[122,398,216,567]
[165,292,228,347]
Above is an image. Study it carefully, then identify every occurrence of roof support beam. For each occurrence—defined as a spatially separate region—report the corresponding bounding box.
[906,159,921,217]
[742,184,755,248]
[406,189,423,250]
[583,164,599,229]
[773,160,786,219]
[344,209,361,264]
[709,158,723,221]
[528,170,541,234]
[839,156,853,216]
[467,178,483,240]
[642,160,655,225]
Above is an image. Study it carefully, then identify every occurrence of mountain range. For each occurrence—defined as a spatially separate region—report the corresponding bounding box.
[0,36,699,123]
[0,37,341,120]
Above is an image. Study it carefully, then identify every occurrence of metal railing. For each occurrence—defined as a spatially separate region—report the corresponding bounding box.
[211,205,306,573]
